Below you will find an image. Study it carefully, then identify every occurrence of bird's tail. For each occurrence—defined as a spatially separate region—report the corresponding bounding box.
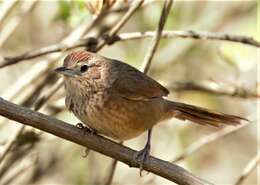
[164,100,247,127]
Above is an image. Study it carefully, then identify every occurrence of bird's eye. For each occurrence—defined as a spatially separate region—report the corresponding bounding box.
[80,65,88,73]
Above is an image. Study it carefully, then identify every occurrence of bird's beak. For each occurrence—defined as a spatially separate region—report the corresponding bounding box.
[54,67,80,77]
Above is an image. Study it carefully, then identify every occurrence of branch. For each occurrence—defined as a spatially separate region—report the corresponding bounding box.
[167,81,259,99]
[0,97,213,185]
[117,30,260,47]
[141,0,173,73]
[1,30,259,68]
[104,158,119,185]
[94,0,144,51]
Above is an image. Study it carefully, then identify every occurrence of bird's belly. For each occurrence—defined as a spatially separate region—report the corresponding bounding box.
[77,96,165,140]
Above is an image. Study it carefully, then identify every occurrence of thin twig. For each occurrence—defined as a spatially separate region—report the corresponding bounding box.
[234,154,259,185]
[104,141,123,185]
[141,0,173,73]
[167,81,259,99]
[1,30,259,68]
[94,0,144,51]
[105,159,118,185]
[117,30,260,47]
[171,123,251,163]
[0,97,213,185]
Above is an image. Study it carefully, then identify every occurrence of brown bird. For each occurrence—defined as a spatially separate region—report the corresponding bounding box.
[55,50,246,169]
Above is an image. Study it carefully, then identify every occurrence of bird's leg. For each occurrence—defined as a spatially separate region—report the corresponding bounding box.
[135,128,152,175]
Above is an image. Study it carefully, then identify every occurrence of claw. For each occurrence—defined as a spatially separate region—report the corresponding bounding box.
[75,123,96,135]
[135,129,152,176]
[134,142,150,176]
[76,123,95,158]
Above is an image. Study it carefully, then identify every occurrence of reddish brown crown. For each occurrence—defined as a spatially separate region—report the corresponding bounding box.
[63,51,92,67]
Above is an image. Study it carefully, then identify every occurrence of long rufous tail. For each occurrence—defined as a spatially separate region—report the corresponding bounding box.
[164,100,247,127]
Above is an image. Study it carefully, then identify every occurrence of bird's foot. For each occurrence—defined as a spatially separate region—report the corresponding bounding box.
[76,123,96,135]
[134,143,150,176]
[76,123,94,158]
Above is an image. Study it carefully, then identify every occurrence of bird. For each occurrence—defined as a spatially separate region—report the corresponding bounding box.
[55,50,247,171]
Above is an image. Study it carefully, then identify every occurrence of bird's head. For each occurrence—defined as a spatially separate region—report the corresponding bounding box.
[55,50,104,79]
[55,50,110,96]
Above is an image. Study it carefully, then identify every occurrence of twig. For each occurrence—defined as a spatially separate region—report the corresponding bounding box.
[234,154,259,185]
[104,141,123,185]
[141,0,173,73]
[171,123,251,163]
[94,0,144,51]
[0,38,97,68]
[0,97,213,185]
[167,81,259,99]
[0,1,141,68]
[1,30,259,68]
[117,30,260,48]
[0,1,38,47]
[0,0,19,28]
[105,157,119,185]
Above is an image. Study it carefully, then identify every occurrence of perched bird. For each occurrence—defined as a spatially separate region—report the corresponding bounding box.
[55,50,246,170]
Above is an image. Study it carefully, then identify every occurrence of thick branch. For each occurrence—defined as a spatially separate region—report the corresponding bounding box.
[0,97,212,185]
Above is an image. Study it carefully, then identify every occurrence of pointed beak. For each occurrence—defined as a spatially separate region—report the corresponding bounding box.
[54,67,80,77]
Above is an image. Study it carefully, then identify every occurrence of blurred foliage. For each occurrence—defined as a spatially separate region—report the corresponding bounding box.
[55,0,89,26]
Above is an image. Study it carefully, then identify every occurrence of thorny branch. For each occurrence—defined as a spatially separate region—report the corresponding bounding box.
[0,97,213,185]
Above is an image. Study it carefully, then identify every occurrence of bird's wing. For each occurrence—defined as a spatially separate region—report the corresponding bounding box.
[112,60,169,101]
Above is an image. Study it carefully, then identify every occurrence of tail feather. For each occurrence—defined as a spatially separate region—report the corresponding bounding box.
[165,101,247,127]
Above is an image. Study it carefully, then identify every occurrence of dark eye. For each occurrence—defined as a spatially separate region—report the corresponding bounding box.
[80,65,88,73]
